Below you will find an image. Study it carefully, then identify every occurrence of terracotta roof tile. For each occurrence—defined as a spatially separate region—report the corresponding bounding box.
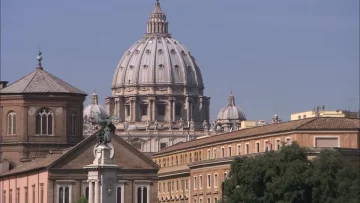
[155,117,360,155]
[0,68,86,95]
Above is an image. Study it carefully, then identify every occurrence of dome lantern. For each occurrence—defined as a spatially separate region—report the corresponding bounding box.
[146,0,169,36]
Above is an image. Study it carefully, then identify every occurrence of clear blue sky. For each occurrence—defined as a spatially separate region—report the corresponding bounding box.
[1,0,359,122]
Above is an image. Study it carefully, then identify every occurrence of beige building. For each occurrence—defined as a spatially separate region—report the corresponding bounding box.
[291,105,359,120]
[152,117,360,203]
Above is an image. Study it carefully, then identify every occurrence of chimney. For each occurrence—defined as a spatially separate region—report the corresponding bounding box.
[0,81,9,90]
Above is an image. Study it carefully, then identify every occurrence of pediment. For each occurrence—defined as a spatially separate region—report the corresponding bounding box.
[49,133,158,170]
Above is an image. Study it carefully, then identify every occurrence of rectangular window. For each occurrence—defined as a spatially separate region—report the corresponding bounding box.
[157,103,166,116]
[207,174,211,188]
[32,186,35,203]
[175,103,182,117]
[3,191,6,203]
[25,187,28,203]
[140,104,148,116]
[214,174,218,188]
[160,142,167,150]
[185,179,188,190]
[125,105,130,116]
[213,148,217,159]
[286,137,291,146]
[276,139,280,150]
[9,189,12,203]
[163,183,165,193]
[221,147,225,157]
[246,144,249,154]
[237,144,241,155]
[228,146,232,156]
[315,137,339,147]
[199,176,203,189]
[214,197,218,203]
[256,142,260,153]
[16,188,20,203]
[172,181,174,192]
[40,184,44,203]
[207,198,211,203]
[207,150,211,159]
[194,177,197,189]
[176,181,179,191]
[167,182,170,192]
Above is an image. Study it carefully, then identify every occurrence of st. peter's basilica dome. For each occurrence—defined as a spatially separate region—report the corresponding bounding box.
[107,0,210,131]
[111,0,204,95]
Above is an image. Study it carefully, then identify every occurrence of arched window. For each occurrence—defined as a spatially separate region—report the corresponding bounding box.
[36,108,53,135]
[137,186,148,203]
[117,187,122,203]
[7,111,16,135]
[70,112,76,135]
[58,185,71,203]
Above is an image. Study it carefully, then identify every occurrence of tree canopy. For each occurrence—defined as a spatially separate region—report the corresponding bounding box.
[224,142,360,203]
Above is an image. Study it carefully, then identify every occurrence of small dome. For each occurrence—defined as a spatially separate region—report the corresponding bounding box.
[217,93,246,121]
[83,91,108,119]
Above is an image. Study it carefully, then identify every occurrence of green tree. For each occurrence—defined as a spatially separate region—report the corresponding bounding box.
[74,196,87,203]
[310,149,360,203]
[224,142,359,203]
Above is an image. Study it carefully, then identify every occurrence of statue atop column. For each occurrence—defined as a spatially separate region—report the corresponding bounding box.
[178,118,184,130]
[145,120,151,131]
[154,120,159,131]
[168,121,173,130]
[190,119,194,131]
[91,113,120,145]
[232,121,239,131]
[202,120,208,131]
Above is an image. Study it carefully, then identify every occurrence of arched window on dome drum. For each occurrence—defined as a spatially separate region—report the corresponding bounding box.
[7,111,16,135]
[157,103,166,117]
[175,103,182,117]
[36,108,53,135]
[70,112,76,135]
[140,103,148,116]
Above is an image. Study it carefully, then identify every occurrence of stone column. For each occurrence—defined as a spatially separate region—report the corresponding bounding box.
[186,97,190,121]
[152,98,156,121]
[94,180,99,203]
[172,99,176,121]
[168,99,173,122]
[199,97,204,122]
[89,181,94,203]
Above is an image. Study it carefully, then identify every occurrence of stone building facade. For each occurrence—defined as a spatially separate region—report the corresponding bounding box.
[152,117,360,203]
[0,131,159,203]
[0,56,86,168]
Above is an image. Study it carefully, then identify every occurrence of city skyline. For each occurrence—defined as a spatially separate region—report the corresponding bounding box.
[1,0,359,121]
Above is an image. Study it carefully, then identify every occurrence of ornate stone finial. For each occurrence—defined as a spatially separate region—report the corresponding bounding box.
[146,0,169,36]
[36,49,43,70]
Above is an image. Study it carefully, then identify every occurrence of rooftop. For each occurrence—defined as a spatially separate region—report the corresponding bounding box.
[154,117,360,156]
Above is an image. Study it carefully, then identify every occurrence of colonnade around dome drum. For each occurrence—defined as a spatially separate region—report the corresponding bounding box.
[106,93,210,129]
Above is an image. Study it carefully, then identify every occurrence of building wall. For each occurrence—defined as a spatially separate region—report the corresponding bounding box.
[0,94,84,166]
[0,170,48,203]
[153,131,360,202]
